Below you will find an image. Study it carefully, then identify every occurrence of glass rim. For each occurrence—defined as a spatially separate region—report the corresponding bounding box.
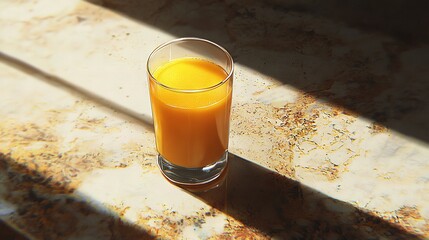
[147,37,234,93]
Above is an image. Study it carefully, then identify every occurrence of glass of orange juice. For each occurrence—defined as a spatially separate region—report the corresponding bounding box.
[147,38,233,185]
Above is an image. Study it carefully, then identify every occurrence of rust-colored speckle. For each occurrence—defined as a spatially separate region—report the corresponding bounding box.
[370,122,389,134]
[121,142,157,169]
[221,218,268,239]
[396,206,429,237]
[75,117,106,130]
[230,92,321,180]
[321,164,340,181]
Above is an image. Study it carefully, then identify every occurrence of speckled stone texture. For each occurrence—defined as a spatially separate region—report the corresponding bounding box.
[0,0,428,239]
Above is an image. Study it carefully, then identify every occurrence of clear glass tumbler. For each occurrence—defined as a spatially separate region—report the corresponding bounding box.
[147,38,233,185]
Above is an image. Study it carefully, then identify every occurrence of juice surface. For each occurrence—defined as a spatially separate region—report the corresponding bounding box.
[154,58,226,90]
[150,58,232,168]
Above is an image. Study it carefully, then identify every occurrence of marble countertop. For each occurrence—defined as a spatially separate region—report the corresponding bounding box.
[1,0,428,239]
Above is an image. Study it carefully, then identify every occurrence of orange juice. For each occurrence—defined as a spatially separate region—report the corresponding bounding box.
[149,58,232,168]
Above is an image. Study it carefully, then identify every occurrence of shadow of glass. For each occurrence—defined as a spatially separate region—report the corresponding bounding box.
[0,3,426,237]
[188,153,424,239]
[0,153,155,239]
[1,151,423,239]
[86,0,429,143]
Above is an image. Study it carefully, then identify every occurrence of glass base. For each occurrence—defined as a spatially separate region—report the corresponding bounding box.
[157,151,228,185]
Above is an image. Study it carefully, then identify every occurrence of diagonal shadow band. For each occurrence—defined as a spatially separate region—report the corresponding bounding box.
[85,0,429,143]
[0,151,424,239]
[0,16,426,237]
[0,51,153,131]
[0,52,424,238]
[0,153,156,239]
[191,154,424,239]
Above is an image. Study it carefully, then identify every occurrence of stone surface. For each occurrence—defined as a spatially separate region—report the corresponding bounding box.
[0,0,428,239]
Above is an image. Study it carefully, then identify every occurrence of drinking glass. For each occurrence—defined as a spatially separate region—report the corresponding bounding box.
[147,37,233,185]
